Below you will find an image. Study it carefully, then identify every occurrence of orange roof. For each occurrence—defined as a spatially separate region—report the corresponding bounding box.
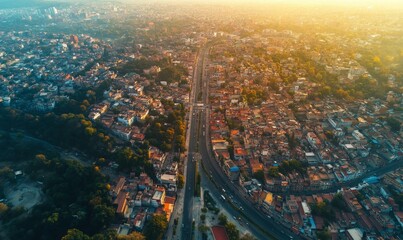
[234,148,246,155]
[163,203,174,220]
[165,196,176,204]
[230,130,239,136]
[113,177,126,194]
[220,151,230,160]
[251,163,263,173]
[115,192,128,214]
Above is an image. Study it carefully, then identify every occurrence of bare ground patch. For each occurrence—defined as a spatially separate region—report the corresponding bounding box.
[5,181,43,210]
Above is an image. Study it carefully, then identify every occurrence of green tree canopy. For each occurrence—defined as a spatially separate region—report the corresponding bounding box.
[144,214,168,240]
[253,170,265,184]
[117,231,146,240]
[61,229,90,240]
[386,117,401,132]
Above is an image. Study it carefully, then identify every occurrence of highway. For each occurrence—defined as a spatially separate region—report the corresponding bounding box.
[181,46,208,240]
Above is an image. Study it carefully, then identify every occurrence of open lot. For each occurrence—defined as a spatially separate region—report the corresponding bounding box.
[5,181,43,210]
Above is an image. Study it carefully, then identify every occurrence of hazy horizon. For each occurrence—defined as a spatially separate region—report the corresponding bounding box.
[2,0,403,6]
[123,0,403,6]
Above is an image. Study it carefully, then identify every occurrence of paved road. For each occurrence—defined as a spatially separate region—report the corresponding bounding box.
[181,47,208,240]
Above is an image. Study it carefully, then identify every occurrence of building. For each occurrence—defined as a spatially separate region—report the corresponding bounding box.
[111,177,125,197]
[224,160,240,181]
[160,174,177,187]
[151,187,166,207]
[114,192,128,215]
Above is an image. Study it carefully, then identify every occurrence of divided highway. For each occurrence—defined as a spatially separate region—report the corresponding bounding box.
[181,47,208,240]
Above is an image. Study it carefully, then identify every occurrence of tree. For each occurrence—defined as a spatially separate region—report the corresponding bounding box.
[198,224,209,233]
[117,232,145,240]
[61,229,90,240]
[331,193,348,211]
[311,201,335,221]
[177,174,185,189]
[0,166,13,181]
[144,214,168,240]
[386,117,401,132]
[157,66,186,83]
[91,229,118,240]
[240,233,256,240]
[267,167,280,178]
[218,213,228,225]
[90,204,115,230]
[0,203,8,216]
[278,160,306,175]
[225,222,240,240]
[373,56,381,65]
[253,170,265,184]
[316,229,331,240]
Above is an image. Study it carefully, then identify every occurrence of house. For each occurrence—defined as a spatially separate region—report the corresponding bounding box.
[151,187,166,207]
[234,147,247,161]
[346,228,364,240]
[111,177,126,197]
[307,132,321,149]
[133,212,146,231]
[224,160,240,181]
[118,111,135,126]
[164,196,176,220]
[117,223,131,236]
[263,191,274,210]
[160,174,177,187]
[114,192,128,215]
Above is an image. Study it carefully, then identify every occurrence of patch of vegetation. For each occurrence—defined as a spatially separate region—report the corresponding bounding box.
[112,58,167,76]
[157,65,188,84]
[4,155,114,240]
[310,201,335,224]
[145,100,186,153]
[278,159,307,175]
[241,87,268,106]
[204,190,219,213]
[143,214,168,240]
[386,117,401,132]
[0,107,113,158]
[253,170,265,184]
[217,213,240,240]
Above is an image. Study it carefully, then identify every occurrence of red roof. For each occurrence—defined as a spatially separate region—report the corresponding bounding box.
[211,226,229,240]
[165,196,176,204]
